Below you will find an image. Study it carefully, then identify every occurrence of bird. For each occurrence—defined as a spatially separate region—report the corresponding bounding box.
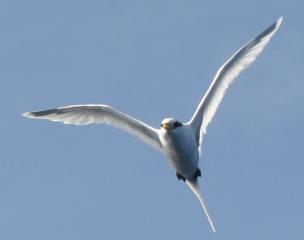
[23,17,283,232]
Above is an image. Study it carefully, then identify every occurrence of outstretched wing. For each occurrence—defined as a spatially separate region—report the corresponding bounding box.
[23,104,162,151]
[189,17,283,153]
[186,179,216,232]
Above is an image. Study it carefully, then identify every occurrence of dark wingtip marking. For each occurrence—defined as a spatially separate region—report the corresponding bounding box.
[23,108,66,118]
[30,109,59,117]
[253,17,283,44]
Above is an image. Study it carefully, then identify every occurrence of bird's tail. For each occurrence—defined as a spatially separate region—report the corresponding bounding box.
[186,179,216,232]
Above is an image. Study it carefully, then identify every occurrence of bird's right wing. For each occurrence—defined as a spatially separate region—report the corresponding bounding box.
[23,104,162,151]
[189,17,283,154]
[186,179,216,232]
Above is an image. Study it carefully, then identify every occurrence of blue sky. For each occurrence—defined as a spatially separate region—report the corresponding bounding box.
[1,0,303,239]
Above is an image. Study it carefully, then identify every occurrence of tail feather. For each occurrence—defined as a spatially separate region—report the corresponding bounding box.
[186,179,216,232]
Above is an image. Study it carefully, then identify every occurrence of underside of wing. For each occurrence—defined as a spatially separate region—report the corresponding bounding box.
[23,104,162,151]
[189,17,283,153]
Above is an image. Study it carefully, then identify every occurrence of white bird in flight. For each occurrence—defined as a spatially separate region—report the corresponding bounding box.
[23,17,282,232]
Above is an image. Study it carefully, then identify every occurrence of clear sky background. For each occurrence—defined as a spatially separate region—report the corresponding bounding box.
[0,0,303,239]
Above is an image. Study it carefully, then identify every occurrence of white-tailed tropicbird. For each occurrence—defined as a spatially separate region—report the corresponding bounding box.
[23,17,283,232]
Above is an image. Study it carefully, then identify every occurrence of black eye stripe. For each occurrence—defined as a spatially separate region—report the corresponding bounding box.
[173,121,182,129]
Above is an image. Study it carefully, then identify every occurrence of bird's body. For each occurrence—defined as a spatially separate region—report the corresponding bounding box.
[23,17,283,233]
[160,120,199,180]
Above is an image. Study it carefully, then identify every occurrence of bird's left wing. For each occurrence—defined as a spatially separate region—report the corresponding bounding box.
[23,104,162,151]
[189,17,283,153]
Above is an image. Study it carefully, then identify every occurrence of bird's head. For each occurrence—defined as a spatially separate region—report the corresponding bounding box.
[161,118,183,131]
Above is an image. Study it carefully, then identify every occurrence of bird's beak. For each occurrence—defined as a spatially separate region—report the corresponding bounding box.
[161,123,170,130]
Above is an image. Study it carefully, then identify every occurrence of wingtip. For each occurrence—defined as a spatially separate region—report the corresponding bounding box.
[22,112,32,118]
[22,108,60,118]
[22,111,41,119]
[276,16,283,28]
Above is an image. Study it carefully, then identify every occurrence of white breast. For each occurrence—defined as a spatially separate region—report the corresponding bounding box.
[160,124,199,179]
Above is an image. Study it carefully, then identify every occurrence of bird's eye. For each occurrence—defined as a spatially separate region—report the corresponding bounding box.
[173,121,182,129]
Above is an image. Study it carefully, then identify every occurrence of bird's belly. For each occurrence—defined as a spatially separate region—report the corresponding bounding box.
[162,136,199,179]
